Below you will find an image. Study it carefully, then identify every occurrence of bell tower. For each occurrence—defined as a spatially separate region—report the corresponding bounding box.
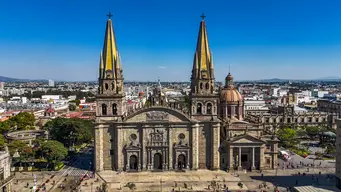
[190,14,218,121]
[97,12,126,118]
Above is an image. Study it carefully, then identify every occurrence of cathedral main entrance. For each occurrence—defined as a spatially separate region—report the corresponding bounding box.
[129,155,138,170]
[153,153,163,170]
[241,154,249,170]
[177,154,186,170]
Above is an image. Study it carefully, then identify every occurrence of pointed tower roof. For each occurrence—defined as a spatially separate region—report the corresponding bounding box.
[195,13,212,72]
[102,12,120,78]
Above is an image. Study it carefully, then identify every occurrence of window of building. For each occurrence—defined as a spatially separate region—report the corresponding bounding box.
[112,103,117,115]
[207,103,212,114]
[197,103,202,114]
[102,103,107,115]
[266,158,271,164]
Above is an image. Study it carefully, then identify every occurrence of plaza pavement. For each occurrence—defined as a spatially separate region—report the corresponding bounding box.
[12,171,61,192]
[97,170,248,192]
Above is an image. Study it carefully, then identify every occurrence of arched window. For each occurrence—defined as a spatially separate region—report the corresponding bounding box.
[102,103,107,115]
[207,103,212,114]
[112,103,117,115]
[197,103,202,114]
[205,83,209,90]
[200,83,203,90]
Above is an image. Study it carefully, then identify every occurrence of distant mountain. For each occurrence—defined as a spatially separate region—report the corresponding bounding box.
[315,76,341,80]
[0,76,47,82]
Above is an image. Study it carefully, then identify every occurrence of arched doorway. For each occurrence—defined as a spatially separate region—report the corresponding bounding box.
[177,154,186,169]
[129,155,138,170]
[153,153,163,170]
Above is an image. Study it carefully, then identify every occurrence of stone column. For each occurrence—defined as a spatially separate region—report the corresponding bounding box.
[251,147,255,170]
[94,124,104,171]
[116,126,123,170]
[211,123,220,170]
[259,146,265,170]
[238,147,242,170]
[142,126,147,170]
[191,123,199,170]
[229,147,234,170]
[168,125,173,170]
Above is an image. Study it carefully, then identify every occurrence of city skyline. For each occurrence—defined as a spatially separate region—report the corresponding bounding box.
[1,0,341,81]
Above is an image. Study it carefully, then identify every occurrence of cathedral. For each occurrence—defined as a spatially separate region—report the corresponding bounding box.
[94,13,278,173]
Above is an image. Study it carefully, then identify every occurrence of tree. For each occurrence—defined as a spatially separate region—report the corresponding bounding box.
[0,121,11,133]
[305,126,321,137]
[43,118,93,147]
[40,140,67,162]
[68,104,77,111]
[70,99,81,106]
[0,135,5,150]
[10,112,35,130]
[277,128,297,148]
[8,140,27,156]
[86,97,96,103]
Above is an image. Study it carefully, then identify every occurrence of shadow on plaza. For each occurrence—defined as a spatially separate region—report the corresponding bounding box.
[250,173,337,190]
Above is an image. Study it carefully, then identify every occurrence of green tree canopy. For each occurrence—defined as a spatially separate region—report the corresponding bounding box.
[305,126,320,136]
[0,121,11,134]
[277,127,297,148]
[40,140,68,162]
[0,135,5,150]
[8,140,27,156]
[10,112,35,130]
[43,117,93,147]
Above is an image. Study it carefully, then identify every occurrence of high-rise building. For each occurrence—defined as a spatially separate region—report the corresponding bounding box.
[48,79,55,87]
[0,82,4,90]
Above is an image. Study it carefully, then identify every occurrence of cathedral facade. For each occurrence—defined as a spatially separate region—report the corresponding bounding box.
[94,14,278,172]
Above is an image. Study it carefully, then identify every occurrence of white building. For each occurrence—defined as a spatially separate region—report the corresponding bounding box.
[0,82,4,90]
[0,148,12,192]
[48,79,55,87]
[244,96,269,113]
[270,88,280,97]
[41,95,63,101]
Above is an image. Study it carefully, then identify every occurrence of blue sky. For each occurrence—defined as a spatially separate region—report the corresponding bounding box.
[1,0,341,81]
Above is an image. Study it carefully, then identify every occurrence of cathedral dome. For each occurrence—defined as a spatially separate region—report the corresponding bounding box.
[220,73,243,103]
[220,88,243,103]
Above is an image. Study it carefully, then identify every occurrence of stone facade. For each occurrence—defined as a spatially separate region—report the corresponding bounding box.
[94,14,278,173]
[0,148,12,192]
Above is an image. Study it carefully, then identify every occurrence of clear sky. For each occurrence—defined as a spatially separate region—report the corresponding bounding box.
[1,0,341,81]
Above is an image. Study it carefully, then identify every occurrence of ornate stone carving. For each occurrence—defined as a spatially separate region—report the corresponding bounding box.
[146,111,169,121]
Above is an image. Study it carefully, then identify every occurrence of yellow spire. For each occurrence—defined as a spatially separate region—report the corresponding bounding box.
[194,13,212,77]
[102,12,120,78]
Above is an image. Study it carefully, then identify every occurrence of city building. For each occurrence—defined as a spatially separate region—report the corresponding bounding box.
[0,82,4,90]
[0,147,13,192]
[318,98,341,118]
[94,14,278,173]
[48,79,55,87]
[336,119,341,190]
[247,105,337,131]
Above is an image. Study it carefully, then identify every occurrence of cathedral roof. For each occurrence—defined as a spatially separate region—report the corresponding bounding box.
[100,12,122,79]
[191,14,214,80]
[220,73,243,103]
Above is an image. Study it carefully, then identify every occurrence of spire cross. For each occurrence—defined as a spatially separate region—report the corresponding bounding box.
[200,13,206,20]
[107,11,113,19]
